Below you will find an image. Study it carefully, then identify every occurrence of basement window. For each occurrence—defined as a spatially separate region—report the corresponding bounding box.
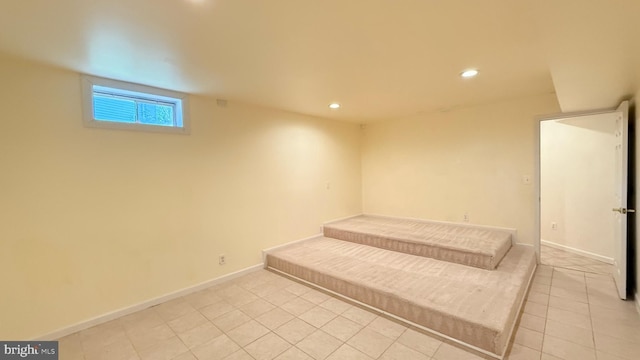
[81,75,189,134]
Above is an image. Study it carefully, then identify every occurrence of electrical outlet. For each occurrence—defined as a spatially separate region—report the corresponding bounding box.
[219,254,226,265]
[463,213,469,223]
[551,222,558,230]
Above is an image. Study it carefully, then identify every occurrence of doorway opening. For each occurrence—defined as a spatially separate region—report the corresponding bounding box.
[536,102,629,299]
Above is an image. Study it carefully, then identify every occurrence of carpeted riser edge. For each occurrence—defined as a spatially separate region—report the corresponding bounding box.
[267,253,512,356]
[324,226,501,270]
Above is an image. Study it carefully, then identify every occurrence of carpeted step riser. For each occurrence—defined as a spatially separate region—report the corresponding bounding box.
[267,253,503,354]
[324,227,497,269]
[322,215,513,270]
[265,237,536,357]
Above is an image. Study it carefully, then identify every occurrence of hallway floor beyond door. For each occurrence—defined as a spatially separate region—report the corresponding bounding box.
[541,244,613,275]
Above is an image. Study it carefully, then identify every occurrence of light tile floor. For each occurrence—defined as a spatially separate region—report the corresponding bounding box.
[541,244,613,275]
[58,266,640,360]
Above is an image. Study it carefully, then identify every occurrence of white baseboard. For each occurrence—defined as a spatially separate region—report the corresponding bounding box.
[322,213,364,226]
[516,243,535,248]
[321,213,365,234]
[34,263,263,341]
[261,233,322,263]
[541,240,614,264]
[263,214,365,263]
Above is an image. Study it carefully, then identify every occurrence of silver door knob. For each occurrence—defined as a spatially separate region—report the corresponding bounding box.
[613,208,636,214]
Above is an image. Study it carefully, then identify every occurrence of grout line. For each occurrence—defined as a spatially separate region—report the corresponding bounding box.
[538,266,553,359]
[576,270,598,358]
[585,274,599,359]
[545,266,598,358]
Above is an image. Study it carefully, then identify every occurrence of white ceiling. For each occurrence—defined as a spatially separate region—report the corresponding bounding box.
[0,0,638,122]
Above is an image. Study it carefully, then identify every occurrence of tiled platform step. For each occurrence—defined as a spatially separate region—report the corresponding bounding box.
[323,215,513,270]
[265,237,536,358]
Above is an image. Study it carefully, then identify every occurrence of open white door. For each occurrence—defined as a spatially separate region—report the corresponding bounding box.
[538,102,630,299]
[612,100,630,300]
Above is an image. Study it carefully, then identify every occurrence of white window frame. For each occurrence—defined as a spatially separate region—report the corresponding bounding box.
[81,75,190,135]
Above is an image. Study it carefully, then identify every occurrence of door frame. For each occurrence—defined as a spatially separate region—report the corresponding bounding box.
[534,107,620,265]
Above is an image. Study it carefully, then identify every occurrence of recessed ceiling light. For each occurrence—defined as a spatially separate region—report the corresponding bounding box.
[329,103,341,109]
[460,69,479,78]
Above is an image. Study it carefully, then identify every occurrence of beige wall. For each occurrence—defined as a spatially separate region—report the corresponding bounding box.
[0,55,362,339]
[540,115,616,260]
[362,94,561,245]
